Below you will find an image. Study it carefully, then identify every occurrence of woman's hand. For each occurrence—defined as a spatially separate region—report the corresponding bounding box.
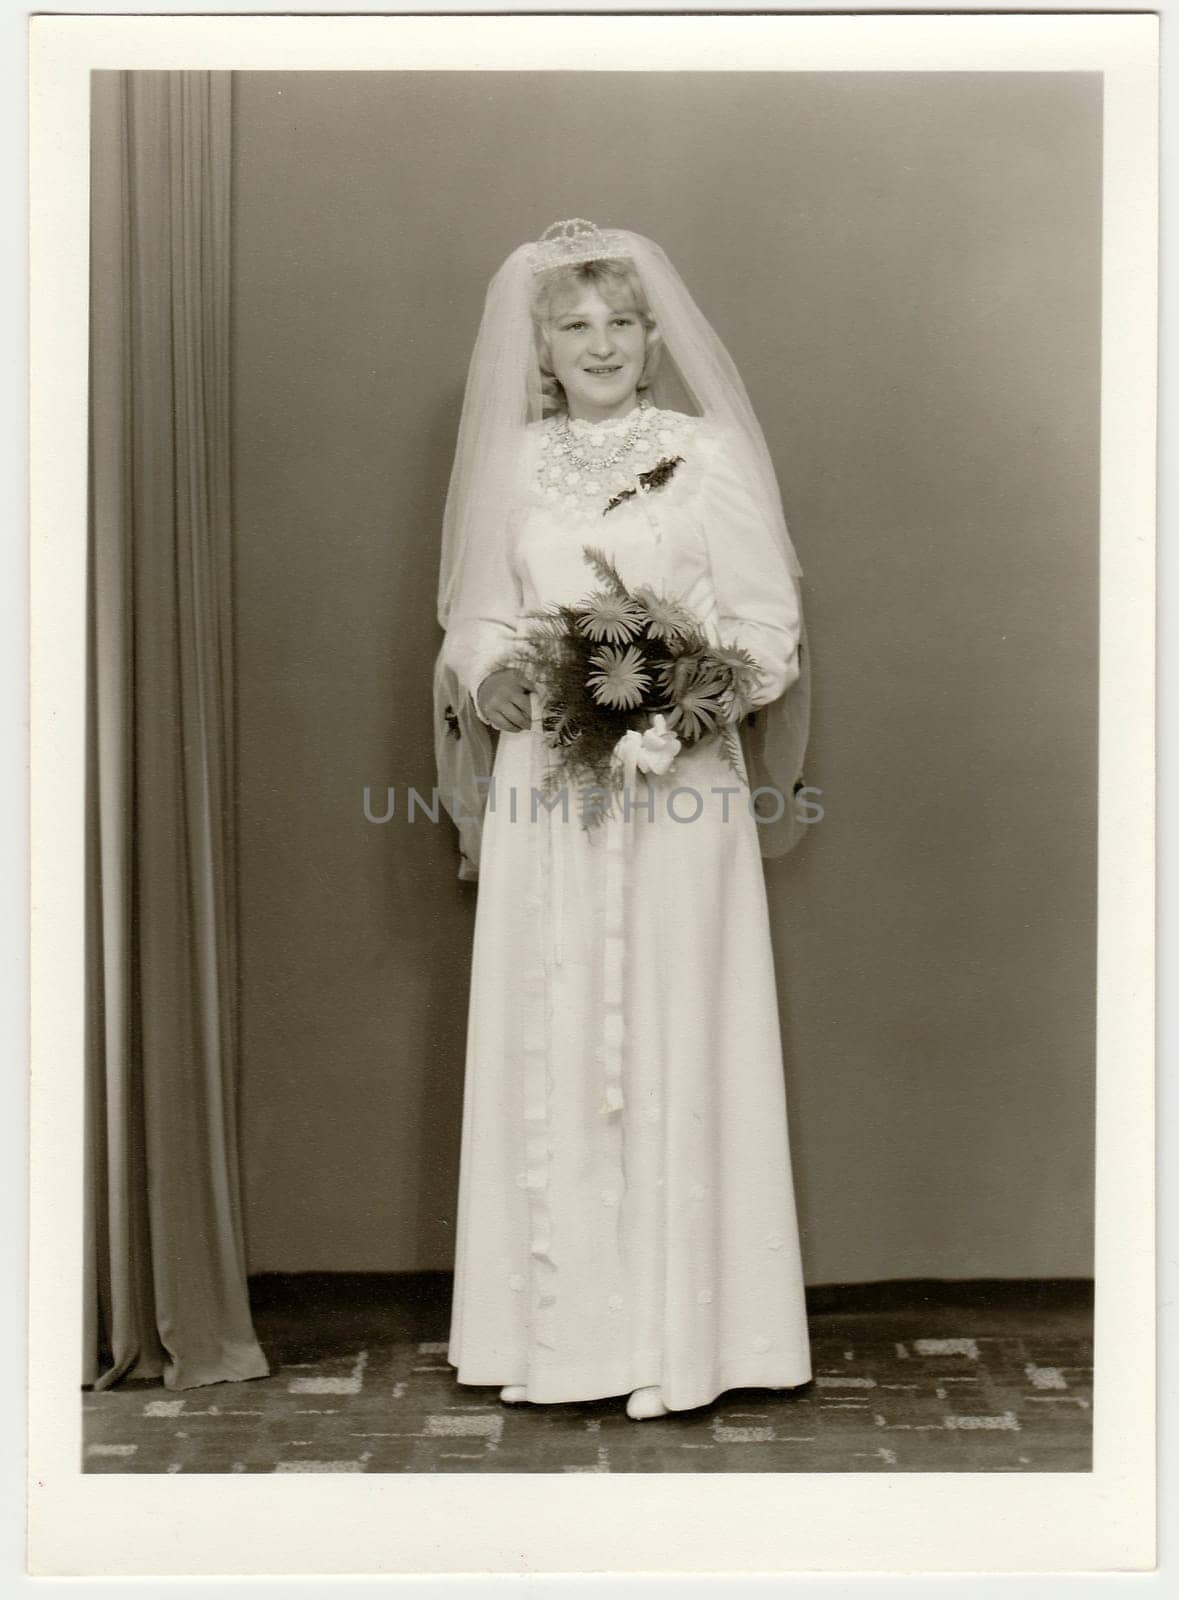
[477,667,534,732]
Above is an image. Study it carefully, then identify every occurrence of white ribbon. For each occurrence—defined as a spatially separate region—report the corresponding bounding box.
[599,717,682,1119]
[517,707,683,1358]
[522,695,558,1351]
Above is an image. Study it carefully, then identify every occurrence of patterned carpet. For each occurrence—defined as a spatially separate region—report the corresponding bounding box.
[83,1275,1093,1474]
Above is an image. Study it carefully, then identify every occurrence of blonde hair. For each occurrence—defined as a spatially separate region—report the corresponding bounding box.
[531,258,662,416]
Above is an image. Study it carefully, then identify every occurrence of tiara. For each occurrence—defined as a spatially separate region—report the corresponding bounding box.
[528,218,632,275]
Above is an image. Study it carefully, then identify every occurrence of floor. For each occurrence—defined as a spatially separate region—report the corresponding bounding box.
[83,1275,1093,1474]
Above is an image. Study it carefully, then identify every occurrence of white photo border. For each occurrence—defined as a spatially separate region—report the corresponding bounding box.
[27,10,1158,1578]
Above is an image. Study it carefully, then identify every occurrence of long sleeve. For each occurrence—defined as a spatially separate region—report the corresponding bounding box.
[695,426,801,709]
[440,514,525,724]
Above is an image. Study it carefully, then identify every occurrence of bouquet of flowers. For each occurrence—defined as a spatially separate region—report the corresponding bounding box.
[515,547,762,822]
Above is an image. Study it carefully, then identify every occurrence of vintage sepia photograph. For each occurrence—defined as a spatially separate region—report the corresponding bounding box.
[27,10,1157,1580]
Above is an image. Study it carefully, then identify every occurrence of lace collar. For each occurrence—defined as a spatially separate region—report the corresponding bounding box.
[530,406,698,522]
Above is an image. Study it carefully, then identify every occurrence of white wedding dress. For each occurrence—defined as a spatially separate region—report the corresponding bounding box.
[443,405,812,1410]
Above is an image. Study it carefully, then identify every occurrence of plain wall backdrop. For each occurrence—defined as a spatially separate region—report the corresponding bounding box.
[230,71,1101,1281]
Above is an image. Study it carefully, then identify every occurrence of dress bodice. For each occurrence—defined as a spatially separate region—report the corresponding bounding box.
[441,403,802,719]
[512,406,718,630]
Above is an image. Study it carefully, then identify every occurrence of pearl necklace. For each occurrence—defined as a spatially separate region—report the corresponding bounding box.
[554,401,651,473]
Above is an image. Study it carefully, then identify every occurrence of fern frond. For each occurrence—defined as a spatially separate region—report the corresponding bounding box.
[719,722,745,779]
[582,546,629,598]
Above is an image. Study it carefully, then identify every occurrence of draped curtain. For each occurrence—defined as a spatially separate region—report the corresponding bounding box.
[85,71,268,1390]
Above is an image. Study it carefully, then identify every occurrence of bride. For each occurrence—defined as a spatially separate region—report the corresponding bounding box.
[434,220,812,1420]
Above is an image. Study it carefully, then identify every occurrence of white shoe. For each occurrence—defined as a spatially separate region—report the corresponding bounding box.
[626,1386,669,1420]
[499,1384,529,1404]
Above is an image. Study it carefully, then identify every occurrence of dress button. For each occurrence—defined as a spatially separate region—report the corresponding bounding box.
[752,1335,771,1354]
[507,1273,525,1292]
[696,1289,713,1306]
[766,1233,784,1252]
[600,1190,617,1207]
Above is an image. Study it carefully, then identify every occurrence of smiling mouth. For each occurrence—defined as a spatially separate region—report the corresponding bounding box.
[583,365,623,375]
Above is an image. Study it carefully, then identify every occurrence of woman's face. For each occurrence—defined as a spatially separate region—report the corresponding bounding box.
[545,286,647,422]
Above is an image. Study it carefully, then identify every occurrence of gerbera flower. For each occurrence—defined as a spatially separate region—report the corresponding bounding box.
[587,644,652,710]
[666,669,730,740]
[657,653,707,701]
[577,590,645,645]
[632,587,694,644]
[711,644,763,712]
